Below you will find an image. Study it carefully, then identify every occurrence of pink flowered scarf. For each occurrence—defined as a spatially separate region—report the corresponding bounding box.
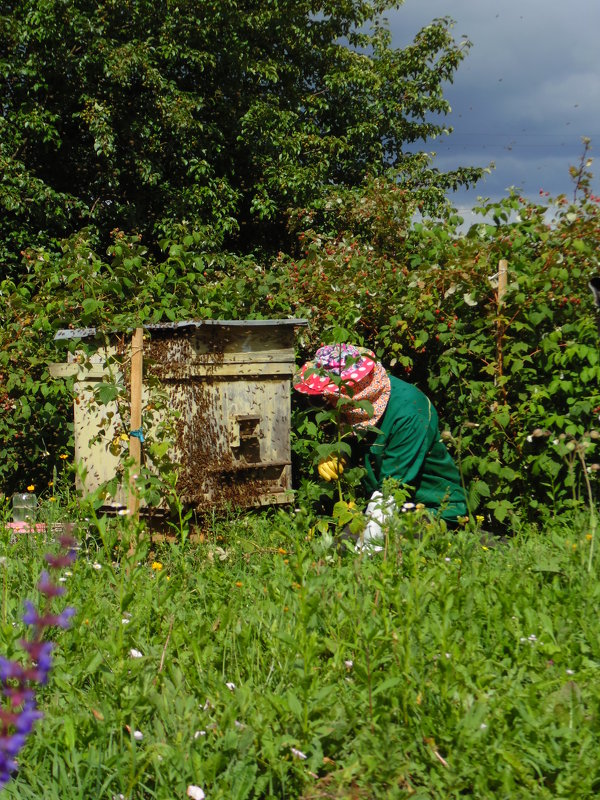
[325,362,391,429]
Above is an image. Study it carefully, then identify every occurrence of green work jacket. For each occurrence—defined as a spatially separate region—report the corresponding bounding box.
[360,376,467,522]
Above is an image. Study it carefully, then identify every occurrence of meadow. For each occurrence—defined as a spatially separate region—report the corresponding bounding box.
[1,496,599,799]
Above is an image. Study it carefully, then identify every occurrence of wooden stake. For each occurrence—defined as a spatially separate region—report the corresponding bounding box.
[496,259,508,399]
[497,258,508,307]
[128,327,144,518]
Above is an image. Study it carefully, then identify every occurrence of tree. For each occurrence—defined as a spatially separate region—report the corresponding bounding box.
[1,0,483,275]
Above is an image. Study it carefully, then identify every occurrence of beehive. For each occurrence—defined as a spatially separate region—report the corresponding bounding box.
[49,319,307,510]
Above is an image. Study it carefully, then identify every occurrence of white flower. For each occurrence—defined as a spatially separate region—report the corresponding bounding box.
[290,747,307,760]
[528,634,537,642]
[401,502,416,511]
[187,786,205,800]
[225,682,236,691]
[129,648,143,659]
[122,618,130,625]
[92,562,102,570]
[194,730,207,739]
[118,508,130,516]
[445,557,451,563]
[480,723,488,730]
[344,660,353,669]
[526,435,533,443]
[566,668,575,675]
[133,730,143,741]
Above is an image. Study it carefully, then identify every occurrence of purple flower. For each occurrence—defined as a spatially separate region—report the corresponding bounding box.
[37,571,65,599]
[0,536,77,788]
[22,601,76,630]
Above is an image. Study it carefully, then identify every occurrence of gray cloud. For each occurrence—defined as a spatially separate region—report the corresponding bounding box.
[387,0,600,206]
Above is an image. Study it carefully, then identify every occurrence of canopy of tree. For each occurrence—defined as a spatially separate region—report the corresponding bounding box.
[0,0,483,274]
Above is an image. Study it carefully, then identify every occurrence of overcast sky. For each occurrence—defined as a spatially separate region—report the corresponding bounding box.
[386,0,600,217]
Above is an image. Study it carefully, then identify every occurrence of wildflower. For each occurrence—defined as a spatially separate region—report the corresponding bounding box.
[401,502,415,511]
[129,649,143,659]
[566,668,575,675]
[586,534,593,541]
[133,730,143,741]
[117,509,130,516]
[235,581,243,587]
[194,730,206,739]
[92,562,102,570]
[59,454,68,460]
[480,723,488,730]
[290,747,308,760]
[0,536,76,787]
[26,485,35,492]
[187,787,206,800]
[23,601,75,631]
[151,562,163,571]
[49,497,56,503]
[344,660,353,669]
[121,618,130,625]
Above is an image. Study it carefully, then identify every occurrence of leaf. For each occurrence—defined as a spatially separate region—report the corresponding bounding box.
[285,691,303,720]
[95,383,119,405]
[372,676,403,697]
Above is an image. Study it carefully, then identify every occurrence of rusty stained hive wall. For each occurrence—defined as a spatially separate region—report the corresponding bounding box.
[51,320,306,510]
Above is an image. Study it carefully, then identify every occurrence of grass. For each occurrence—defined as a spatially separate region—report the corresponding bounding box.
[1,503,600,799]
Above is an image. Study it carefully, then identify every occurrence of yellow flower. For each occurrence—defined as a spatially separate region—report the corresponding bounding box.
[59,454,68,460]
[48,480,54,487]
[235,581,243,587]
[151,561,163,571]
[27,484,35,492]
[49,497,57,503]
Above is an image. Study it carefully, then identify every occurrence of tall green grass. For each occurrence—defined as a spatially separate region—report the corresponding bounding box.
[1,506,599,799]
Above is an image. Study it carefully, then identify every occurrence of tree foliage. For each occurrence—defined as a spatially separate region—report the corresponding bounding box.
[0,0,483,275]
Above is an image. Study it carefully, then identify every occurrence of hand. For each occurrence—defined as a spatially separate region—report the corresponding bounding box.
[318,454,346,481]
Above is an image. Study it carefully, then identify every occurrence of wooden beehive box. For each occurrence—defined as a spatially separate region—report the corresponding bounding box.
[49,319,307,510]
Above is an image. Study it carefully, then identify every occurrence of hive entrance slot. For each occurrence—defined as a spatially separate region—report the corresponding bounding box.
[231,415,261,463]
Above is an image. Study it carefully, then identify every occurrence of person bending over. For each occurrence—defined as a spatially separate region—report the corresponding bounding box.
[293,344,467,550]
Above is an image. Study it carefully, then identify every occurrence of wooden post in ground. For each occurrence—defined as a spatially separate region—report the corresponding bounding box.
[128,327,144,520]
[496,259,508,404]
